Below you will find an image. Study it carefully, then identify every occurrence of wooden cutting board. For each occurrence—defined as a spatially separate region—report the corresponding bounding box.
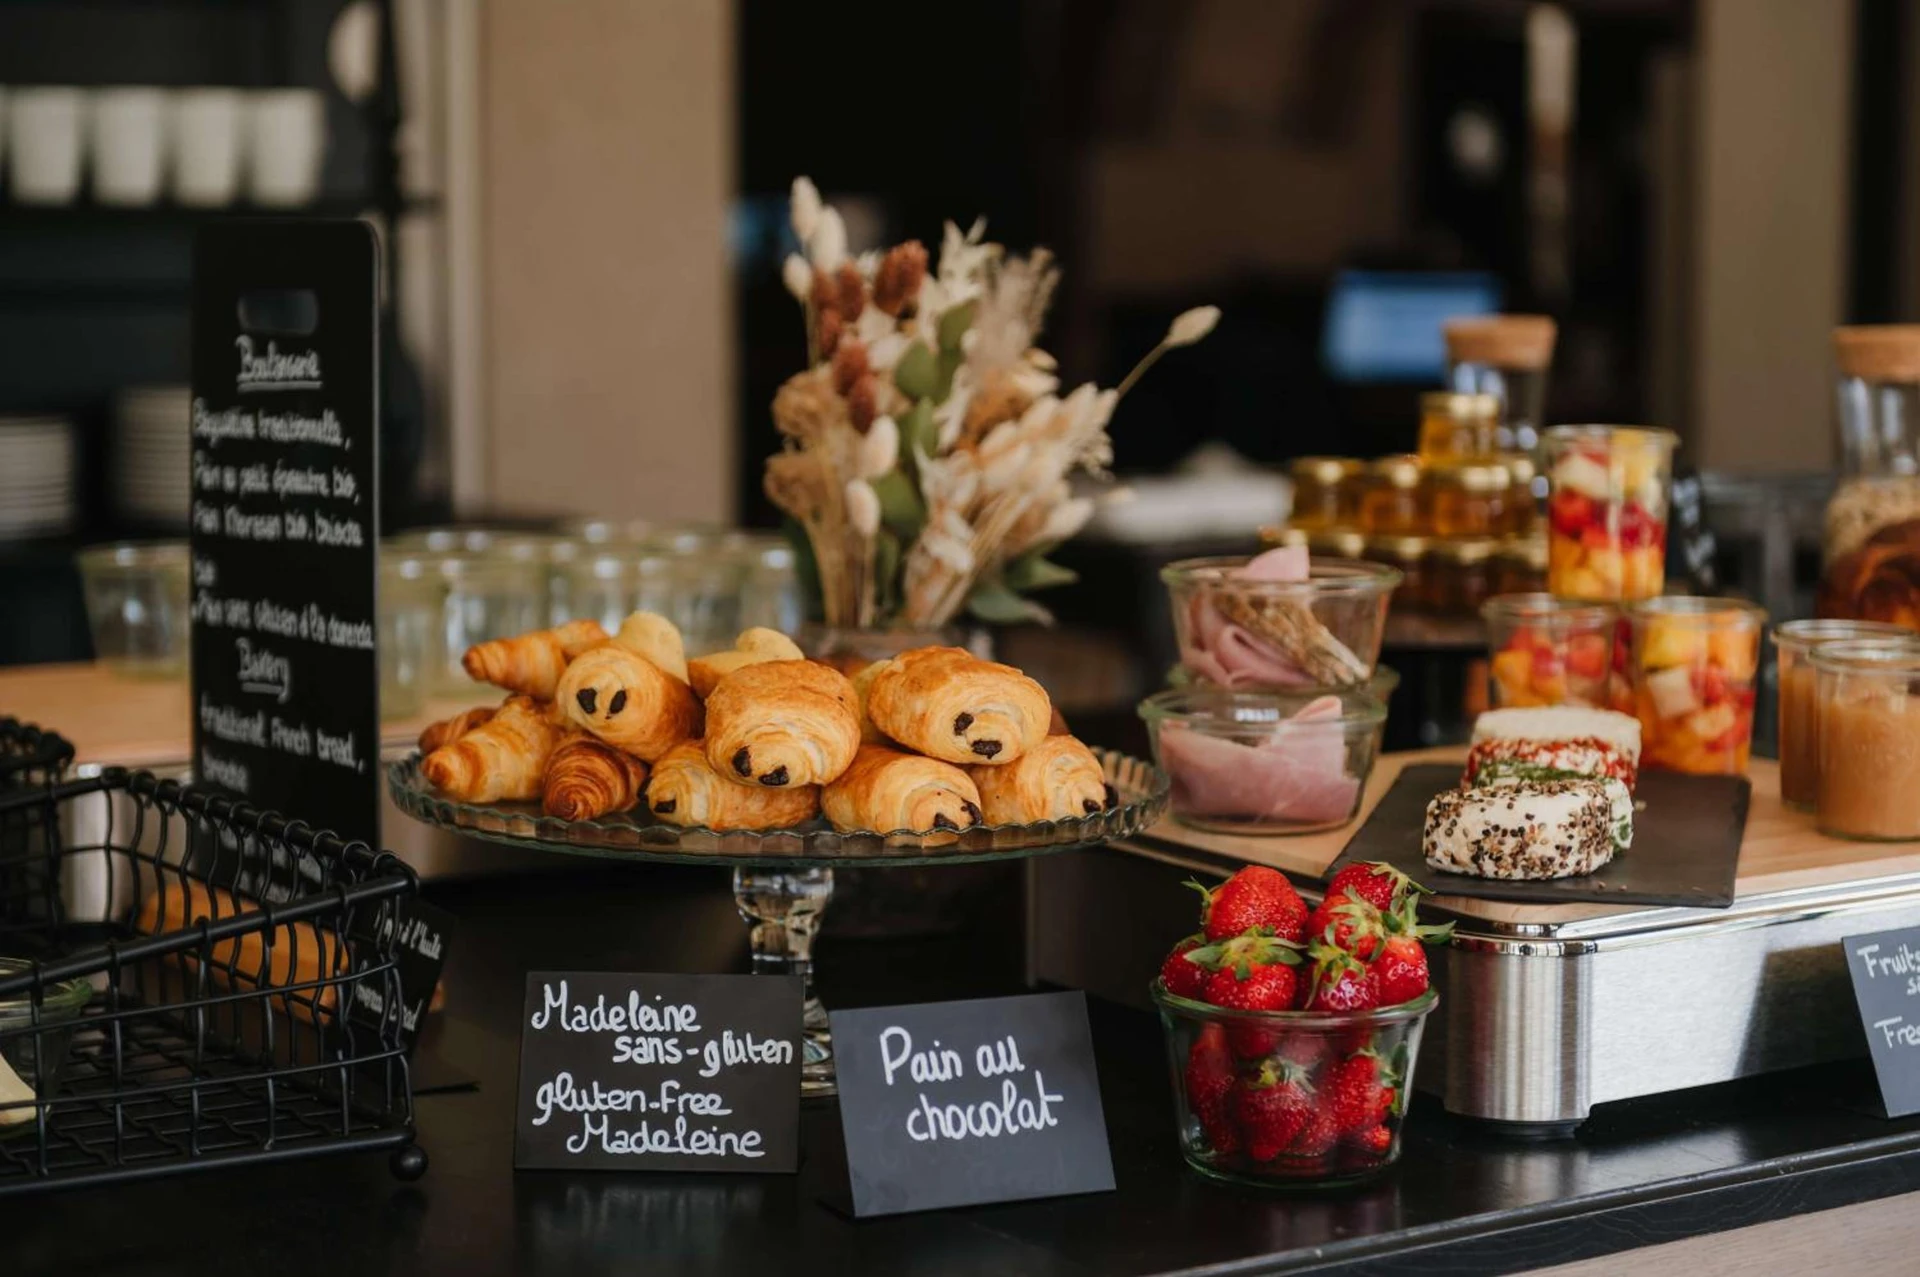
[1133,748,1920,924]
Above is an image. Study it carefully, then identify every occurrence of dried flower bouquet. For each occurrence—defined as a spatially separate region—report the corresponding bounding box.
[767,176,1217,628]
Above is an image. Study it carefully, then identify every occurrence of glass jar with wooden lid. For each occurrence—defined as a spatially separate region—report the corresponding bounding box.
[1426,461,1511,538]
[1359,454,1427,536]
[1443,314,1557,451]
[1492,534,1548,595]
[1287,457,1365,532]
[1429,537,1499,615]
[1417,392,1500,461]
[1307,528,1368,562]
[1365,535,1432,613]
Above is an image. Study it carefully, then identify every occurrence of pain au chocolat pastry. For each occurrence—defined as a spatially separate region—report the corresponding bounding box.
[864,647,1051,765]
[687,627,806,699]
[645,740,821,830]
[822,743,983,834]
[703,660,861,788]
[462,619,609,700]
[417,704,497,755]
[542,735,652,821]
[422,695,565,803]
[556,642,702,762]
[967,735,1111,825]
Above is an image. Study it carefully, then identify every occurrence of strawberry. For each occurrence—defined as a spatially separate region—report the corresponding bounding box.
[1320,1050,1395,1131]
[1202,960,1298,1015]
[1233,1059,1315,1161]
[1323,862,1419,915]
[1159,933,1211,1000]
[1272,1028,1332,1074]
[1287,1110,1340,1158]
[1304,895,1385,959]
[1346,1124,1394,1159]
[1184,1024,1239,1154]
[1192,933,1302,1057]
[1369,933,1431,1007]
[1303,943,1379,1014]
[1190,866,1307,943]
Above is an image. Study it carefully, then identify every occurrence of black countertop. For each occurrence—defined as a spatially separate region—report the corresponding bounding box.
[5,859,1920,1277]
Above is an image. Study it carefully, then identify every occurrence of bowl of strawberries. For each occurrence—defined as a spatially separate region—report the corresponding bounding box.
[1151,862,1447,1187]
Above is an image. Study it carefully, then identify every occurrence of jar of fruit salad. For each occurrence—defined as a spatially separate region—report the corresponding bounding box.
[1443,314,1557,451]
[1365,535,1432,613]
[1627,596,1766,775]
[1288,457,1366,533]
[1819,328,1920,628]
[1416,392,1500,461]
[1427,461,1511,538]
[1498,452,1541,535]
[1493,534,1548,595]
[1773,619,1916,809]
[1483,594,1615,708]
[1544,426,1678,602]
[1359,454,1427,536]
[1811,637,1920,840]
[1429,538,1498,615]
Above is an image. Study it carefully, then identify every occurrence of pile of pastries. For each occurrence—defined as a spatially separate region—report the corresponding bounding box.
[416,613,1117,836]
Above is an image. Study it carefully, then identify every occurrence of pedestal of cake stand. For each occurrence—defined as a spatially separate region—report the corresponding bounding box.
[732,866,837,1097]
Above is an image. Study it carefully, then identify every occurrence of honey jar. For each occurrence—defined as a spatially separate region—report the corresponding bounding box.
[1358,454,1427,536]
[1498,452,1540,535]
[1417,392,1500,461]
[1257,524,1308,550]
[1287,457,1365,533]
[1427,461,1511,538]
[1429,537,1499,615]
[1492,535,1548,595]
[1365,535,1431,613]
[1307,529,1368,562]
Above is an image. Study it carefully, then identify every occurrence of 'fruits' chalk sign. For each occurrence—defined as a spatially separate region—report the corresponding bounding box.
[1843,927,1920,1118]
[829,991,1114,1216]
[514,971,802,1172]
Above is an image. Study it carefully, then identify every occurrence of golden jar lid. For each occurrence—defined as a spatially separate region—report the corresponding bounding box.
[1289,456,1365,485]
[1258,524,1308,548]
[1428,461,1512,492]
[1834,325,1920,382]
[1420,392,1500,421]
[1495,535,1549,569]
[1307,529,1369,560]
[1432,537,1500,564]
[1443,315,1557,369]
[1368,453,1424,489]
[1366,535,1431,563]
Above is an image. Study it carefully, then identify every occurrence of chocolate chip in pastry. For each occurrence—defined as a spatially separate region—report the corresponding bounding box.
[702,660,861,787]
[864,646,1051,765]
[645,740,821,830]
[967,735,1109,824]
[556,643,703,761]
[822,743,984,834]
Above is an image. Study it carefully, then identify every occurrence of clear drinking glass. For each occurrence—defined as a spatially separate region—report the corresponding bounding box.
[75,542,190,677]
[1443,314,1556,451]
[1543,426,1678,602]
[428,551,549,696]
[1773,619,1915,808]
[378,553,438,721]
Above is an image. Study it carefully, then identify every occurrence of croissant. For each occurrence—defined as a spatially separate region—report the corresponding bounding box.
[864,647,1051,766]
[822,744,983,834]
[542,735,651,820]
[462,619,609,699]
[556,643,703,761]
[417,704,497,755]
[968,735,1111,825]
[687,627,806,699]
[848,660,886,743]
[703,660,861,787]
[421,695,564,802]
[613,611,690,684]
[645,740,821,830]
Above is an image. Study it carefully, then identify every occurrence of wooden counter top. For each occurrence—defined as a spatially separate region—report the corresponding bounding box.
[0,661,480,768]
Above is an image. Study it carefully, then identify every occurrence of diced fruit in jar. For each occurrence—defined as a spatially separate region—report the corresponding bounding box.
[1644,664,1700,719]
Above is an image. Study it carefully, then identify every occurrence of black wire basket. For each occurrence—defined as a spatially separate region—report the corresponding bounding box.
[0,718,424,1195]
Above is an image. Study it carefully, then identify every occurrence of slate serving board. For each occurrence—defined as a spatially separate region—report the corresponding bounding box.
[1326,763,1749,908]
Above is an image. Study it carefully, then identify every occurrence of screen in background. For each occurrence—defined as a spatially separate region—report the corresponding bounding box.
[1320,270,1502,383]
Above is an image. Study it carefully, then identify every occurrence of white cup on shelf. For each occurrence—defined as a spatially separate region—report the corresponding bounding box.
[90,87,168,206]
[170,87,243,207]
[8,87,86,205]
[246,88,327,207]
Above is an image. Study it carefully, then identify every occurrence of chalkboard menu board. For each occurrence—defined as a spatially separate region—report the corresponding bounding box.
[1843,926,1920,1118]
[188,222,381,847]
[514,972,804,1173]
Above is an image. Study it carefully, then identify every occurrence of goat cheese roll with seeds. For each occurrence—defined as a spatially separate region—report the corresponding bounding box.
[1423,779,1621,880]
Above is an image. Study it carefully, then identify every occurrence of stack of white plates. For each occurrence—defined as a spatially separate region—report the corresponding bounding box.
[0,416,76,540]
[113,385,191,526]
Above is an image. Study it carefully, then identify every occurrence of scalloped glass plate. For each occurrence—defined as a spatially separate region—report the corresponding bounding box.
[386,748,1170,868]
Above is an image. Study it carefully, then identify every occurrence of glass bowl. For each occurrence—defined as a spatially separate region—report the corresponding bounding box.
[1163,556,1399,690]
[1138,686,1386,835]
[1482,593,1617,709]
[0,958,94,1134]
[75,541,190,678]
[1153,981,1436,1188]
[1166,662,1401,704]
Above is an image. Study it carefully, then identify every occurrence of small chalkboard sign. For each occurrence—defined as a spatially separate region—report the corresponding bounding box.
[188,221,381,847]
[514,972,803,1173]
[1843,927,1920,1118]
[829,992,1114,1217]
[346,897,454,1051]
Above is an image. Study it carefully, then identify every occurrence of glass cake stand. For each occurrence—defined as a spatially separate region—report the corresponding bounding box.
[387,749,1168,1097]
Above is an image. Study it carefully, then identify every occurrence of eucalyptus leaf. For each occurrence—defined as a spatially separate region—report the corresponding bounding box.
[936,300,976,352]
[899,399,938,469]
[872,528,901,620]
[1002,552,1078,592]
[934,347,963,403]
[894,343,939,402]
[966,578,1053,625]
[869,469,926,539]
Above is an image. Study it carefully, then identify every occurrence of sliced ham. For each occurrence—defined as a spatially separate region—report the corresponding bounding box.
[1238,544,1310,582]
[1184,596,1311,687]
[1160,695,1359,826]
